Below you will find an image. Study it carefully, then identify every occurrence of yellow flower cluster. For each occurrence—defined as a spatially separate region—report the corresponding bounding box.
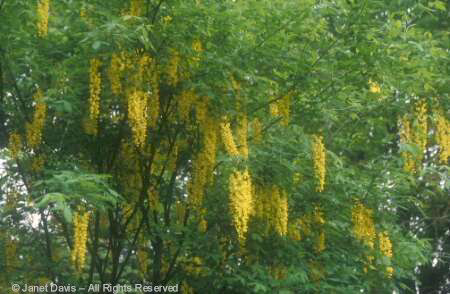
[278,93,291,126]
[436,109,449,164]
[37,0,50,37]
[413,101,427,160]
[191,39,203,64]
[236,115,249,158]
[137,248,148,277]
[195,97,208,126]
[269,100,279,117]
[167,50,180,86]
[254,185,289,236]
[128,90,148,148]
[379,231,394,278]
[269,93,291,126]
[26,89,47,148]
[351,202,376,249]
[312,134,326,192]
[8,132,22,159]
[31,155,45,172]
[220,117,239,156]
[399,115,415,172]
[71,210,90,272]
[229,169,253,243]
[313,206,326,253]
[188,116,218,207]
[88,58,101,135]
[369,79,381,93]
[379,231,392,258]
[109,53,124,96]
[178,90,196,121]
[287,220,301,241]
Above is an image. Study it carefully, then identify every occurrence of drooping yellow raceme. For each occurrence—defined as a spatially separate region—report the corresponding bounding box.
[278,93,291,126]
[229,169,253,243]
[31,155,45,172]
[379,231,394,278]
[202,117,218,183]
[37,0,50,37]
[109,53,123,96]
[87,58,101,135]
[188,118,218,207]
[352,202,376,249]
[312,134,326,192]
[399,115,415,173]
[269,93,291,126]
[71,210,91,273]
[413,100,427,161]
[178,90,196,121]
[191,39,203,65]
[137,247,148,277]
[379,231,393,258]
[128,90,148,148]
[313,206,326,252]
[369,79,381,93]
[220,117,240,156]
[236,115,249,158]
[8,132,22,159]
[195,97,209,126]
[253,185,289,236]
[26,89,47,148]
[436,109,449,164]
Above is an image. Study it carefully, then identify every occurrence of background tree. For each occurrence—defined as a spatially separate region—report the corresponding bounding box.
[0,0,448,293]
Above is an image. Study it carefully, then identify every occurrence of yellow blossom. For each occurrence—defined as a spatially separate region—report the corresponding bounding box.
[369,79,381,93]
[31,155,45,172]
[236,115,249,159]
[87,58,101,135]
[8,132,22,159]
[399,115,415,173]
[137,247,149,277]
[435,109,449,164]
[220,117,239,156]
[312,134,326,192]
[128,90,148,148]
[71,209,91,273]
[26,89,47,148]
[379,231,393,258]
[413,100,427,161]
[178,90,196,121]
[109,53,123,96]
[37,0,50,37]
[352,202,376,249]
[229,169,253,243]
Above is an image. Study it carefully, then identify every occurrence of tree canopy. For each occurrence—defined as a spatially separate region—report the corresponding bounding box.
[0,0,448,293]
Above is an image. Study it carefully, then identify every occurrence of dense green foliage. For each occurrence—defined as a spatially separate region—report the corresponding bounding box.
[0,0,448,293]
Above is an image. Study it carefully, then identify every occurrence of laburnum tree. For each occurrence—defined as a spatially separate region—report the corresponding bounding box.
[0,0,448,293]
